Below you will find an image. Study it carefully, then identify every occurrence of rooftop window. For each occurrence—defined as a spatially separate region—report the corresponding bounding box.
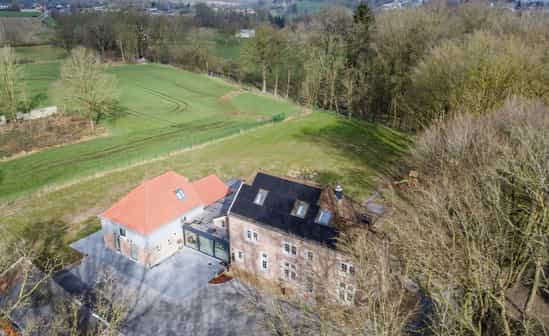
[254,189,269,206]
[315,209,332,225]
[175,188,185,201]
[292,200,309,218]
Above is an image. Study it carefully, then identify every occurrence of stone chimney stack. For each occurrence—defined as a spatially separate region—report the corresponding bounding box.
[335,185,343,202]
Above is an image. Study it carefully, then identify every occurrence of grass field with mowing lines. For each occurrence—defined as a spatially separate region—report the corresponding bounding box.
[21,61,61,106]
[0,10,40,17]
[0,63,302,199]
[0,112,410,265]
[16,45,67,62]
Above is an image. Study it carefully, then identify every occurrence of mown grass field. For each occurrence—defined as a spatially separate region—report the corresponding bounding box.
[0,111,410,264]
[0,63,302,199]
[0,10,40,17]
[16,45,67,62]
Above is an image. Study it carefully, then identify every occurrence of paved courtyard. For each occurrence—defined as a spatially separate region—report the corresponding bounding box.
[54,231,268,336]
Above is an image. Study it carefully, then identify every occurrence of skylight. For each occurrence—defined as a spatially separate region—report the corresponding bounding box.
[175,188,185,200]
[293,200,309,218]
[316,209,332,225]
[254,189,268,206]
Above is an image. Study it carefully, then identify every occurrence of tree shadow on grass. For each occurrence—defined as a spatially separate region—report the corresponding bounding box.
[297,117,412,195]
[17,219,83,271]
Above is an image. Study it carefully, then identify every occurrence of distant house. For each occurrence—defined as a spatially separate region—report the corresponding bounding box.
[227,172,364,304]
[99,171,233,267]
[235,29,255,39]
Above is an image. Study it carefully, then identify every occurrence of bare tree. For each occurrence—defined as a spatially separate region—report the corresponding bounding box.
[387,99,549,335]
[59,47,118,133]
[0,46,23,122]
[0,231,63,328]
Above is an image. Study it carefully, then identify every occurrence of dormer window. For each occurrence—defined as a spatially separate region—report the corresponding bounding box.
[254,189,269,206]
[175,188,185,200]
[292,200,309,218]
[315,209,332,225]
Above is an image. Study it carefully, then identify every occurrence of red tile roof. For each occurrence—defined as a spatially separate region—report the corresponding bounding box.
[101,171,229,236]
[193,174,229,206]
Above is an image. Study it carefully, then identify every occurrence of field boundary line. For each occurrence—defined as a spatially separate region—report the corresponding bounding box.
[1,111,312,206]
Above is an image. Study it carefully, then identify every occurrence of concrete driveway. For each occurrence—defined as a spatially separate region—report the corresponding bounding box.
[54,231,268,336]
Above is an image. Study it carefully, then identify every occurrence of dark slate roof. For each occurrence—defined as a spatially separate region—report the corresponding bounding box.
[230,173,339,248]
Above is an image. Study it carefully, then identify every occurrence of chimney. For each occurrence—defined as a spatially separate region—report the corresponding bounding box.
[335,185,343,202]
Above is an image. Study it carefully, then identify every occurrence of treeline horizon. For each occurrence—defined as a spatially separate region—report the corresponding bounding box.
[50,3,549,130]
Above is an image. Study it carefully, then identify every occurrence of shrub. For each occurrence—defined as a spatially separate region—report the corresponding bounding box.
[272,112,286,122]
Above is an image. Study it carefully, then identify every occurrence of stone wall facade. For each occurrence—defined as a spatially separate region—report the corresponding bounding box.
[228,214,357,304]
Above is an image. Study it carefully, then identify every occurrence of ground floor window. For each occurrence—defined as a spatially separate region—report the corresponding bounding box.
[185,230,199,250]
[130,242,138,261]
[259,252,268,271]
[214,241,229,262]
[232,249,244,263]
[338,282,355,304]
[199,235,214,256]
[281,262,297,280]
[305,276,314,293]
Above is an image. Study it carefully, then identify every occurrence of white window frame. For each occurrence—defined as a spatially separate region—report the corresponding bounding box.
[119,227,126,237]
[305,250,314,263]
[340,262,355,276]
[282,241,297,256]
[338,282,355,304]
[259,252,268,272]
[281,261,298,281]
[245,229,259,243]
[233,249,244,262]
[254,189,269,206]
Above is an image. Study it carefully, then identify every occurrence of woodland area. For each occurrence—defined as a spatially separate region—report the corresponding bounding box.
[50,3,549,130]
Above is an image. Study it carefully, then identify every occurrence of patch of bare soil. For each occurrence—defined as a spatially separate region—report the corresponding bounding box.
[0,114,106,160]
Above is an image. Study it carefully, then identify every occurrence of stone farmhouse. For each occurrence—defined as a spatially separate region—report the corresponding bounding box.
[100,171,363,303]
[227,172,362,304]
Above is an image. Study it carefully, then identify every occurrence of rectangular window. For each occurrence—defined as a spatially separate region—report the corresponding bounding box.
[292,200,309,218]
[281,262,297,280]
[199,236,214,256]
[232,249,244,262]
[282,242,297,256]
[254,189,269,206]
[119,227,126,237]
[245,229,259,243]
[315,209,332,225]
[260,252,268,271]
[214,241,229,262]
[338,282,355,303]
[130,242,138,261]
[306,251,314,262]
[305,276,314,293]
[340,262,355,276]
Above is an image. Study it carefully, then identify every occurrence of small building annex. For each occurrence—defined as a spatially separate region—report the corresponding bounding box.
[99,171,231,267]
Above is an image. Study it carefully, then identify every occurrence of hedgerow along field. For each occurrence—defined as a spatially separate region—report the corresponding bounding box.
[0,63,302,200]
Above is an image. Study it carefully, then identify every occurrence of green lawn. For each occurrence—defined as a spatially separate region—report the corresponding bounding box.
[16,45,67,62]
[0,111,409,264]
[0,63,302,199]
[0,10,40,17]
[21,61,61,106]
